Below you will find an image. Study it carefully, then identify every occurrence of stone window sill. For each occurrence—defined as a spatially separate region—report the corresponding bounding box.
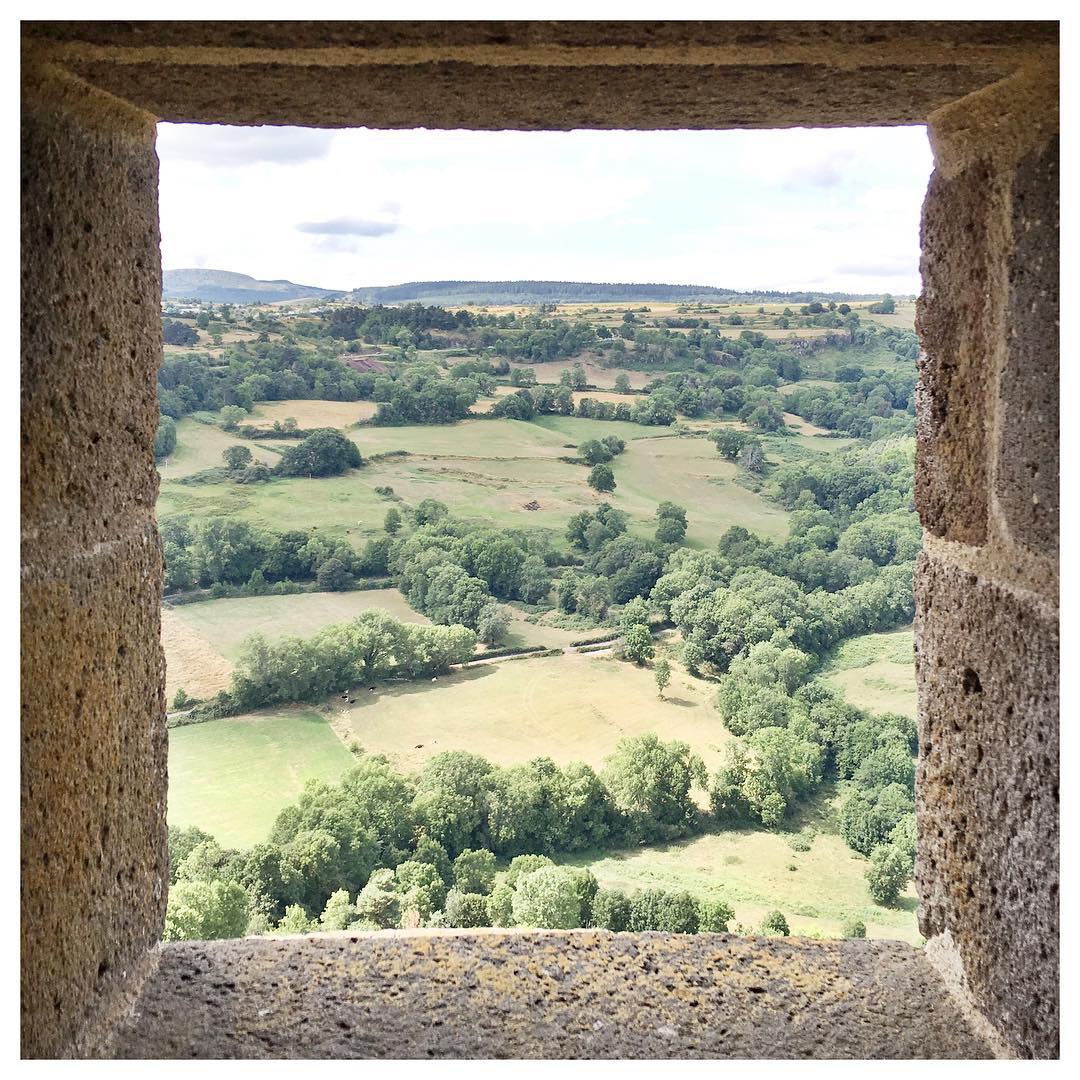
[102,929,993,1058]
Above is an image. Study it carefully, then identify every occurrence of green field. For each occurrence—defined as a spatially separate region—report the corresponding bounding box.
[334,650,730,778]
[162,588,589,700]
[560,788,920,943]
[821,625,916,719]
[169,588,430,662]
[168,711,355,848]
[157,415,793,548]
[160,418,279,479]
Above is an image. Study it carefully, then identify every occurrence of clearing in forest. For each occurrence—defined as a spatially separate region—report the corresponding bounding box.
[820,625,917,719]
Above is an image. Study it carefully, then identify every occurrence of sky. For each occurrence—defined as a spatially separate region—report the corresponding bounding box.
[157,124,933,295]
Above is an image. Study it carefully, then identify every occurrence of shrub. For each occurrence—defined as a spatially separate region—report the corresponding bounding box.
[760,910,790,936]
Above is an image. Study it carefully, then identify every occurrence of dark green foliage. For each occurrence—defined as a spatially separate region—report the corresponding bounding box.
[760,910,790,936]
[865,843,913,905]
[155,415,177,460]
[590,888,631,931]
[452,848,497,895]
[443,889,491,928]
[275,429,363,477]
[587,462,616,492]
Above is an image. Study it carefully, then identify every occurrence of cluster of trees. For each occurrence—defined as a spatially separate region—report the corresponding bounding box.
[389,509,555,628]
[165,732,721,939]
[783,371,915,438]
[372,366,482,425]
[157,339,375,423]
[161,517,390,595]
[226,611,477,712]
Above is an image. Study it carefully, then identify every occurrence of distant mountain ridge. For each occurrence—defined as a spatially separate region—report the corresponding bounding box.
[344,280,888,305]
[164,269,891,306]
[163,269,344,303]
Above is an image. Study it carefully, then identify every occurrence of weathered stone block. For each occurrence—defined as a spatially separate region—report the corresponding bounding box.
[915,162,1004,545]
[996,135,1058,557]
[105,931,994,1059]
[915,553,1058,1058]
[21,69,165,1058]
[21,71,161,553]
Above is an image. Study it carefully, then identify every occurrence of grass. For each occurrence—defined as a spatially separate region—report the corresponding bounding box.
[169,588,429,663]
[157,415,791,549]
[610,435,790,545]
[333,651,731,777]
[159,418,279,479]
[820,625,916,719]
[558,787,920,943]
[168,710,356,848]
[162,588,588,700]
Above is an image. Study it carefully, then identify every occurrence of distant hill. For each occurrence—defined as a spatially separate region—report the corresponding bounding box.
[163,269,343,304]
[344,280,886,306]
[164,270,891,307]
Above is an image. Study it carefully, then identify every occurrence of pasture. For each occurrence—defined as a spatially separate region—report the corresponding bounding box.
[561,790,920,943]
[820,625,916,719]
[157,416,793,548]
[159,418,279,479]
[168,710,355,848]
[333,650,730,777]
[162,587,589,702]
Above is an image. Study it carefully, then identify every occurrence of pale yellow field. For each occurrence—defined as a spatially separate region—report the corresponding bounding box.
[507,360,651,389]
[249,398,377,428]
[162,608,234,703]
[337,651,729,776]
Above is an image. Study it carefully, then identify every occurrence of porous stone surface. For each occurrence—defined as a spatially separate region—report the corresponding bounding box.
[915,160,1004,546]
[914,554,1058,1058]
[997,135,1058,557]
[105,932,993,1059]
[23,20,1055,130]
[21,63,167,1058]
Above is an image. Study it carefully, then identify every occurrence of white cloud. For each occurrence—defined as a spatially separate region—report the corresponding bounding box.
[157,124,335,166]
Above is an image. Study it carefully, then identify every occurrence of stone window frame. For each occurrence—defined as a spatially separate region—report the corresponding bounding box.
[21,22,1058,1059]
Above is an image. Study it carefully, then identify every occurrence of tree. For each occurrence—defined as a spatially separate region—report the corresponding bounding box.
[155,415,177,461]
[443,889,491,928]
[354,868,402,928]
[384,508,402,535]
[278,903,318,934]
[476,603,511,647]
[602,734,706,842]
[654,658,671,698]
[276,429,363,478]
[866,843,913,905]
[655,516,687,545]
[613,372,631,394]
[519,556,553,605]
[591,889,631,931]
[453,848,497,895]
[842,917,867,938]
[511,867,583,929]
[316,558,351,592]
[623,624,654,665]
[223,444,253,471]
[220,404,247,430]
[587,463,616,493]
[760,909,790,936]
[698,898,734,932]
[395,860,447,924]
[487,881,515,927]
[164,880,249,941]
[319,889,356,930]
